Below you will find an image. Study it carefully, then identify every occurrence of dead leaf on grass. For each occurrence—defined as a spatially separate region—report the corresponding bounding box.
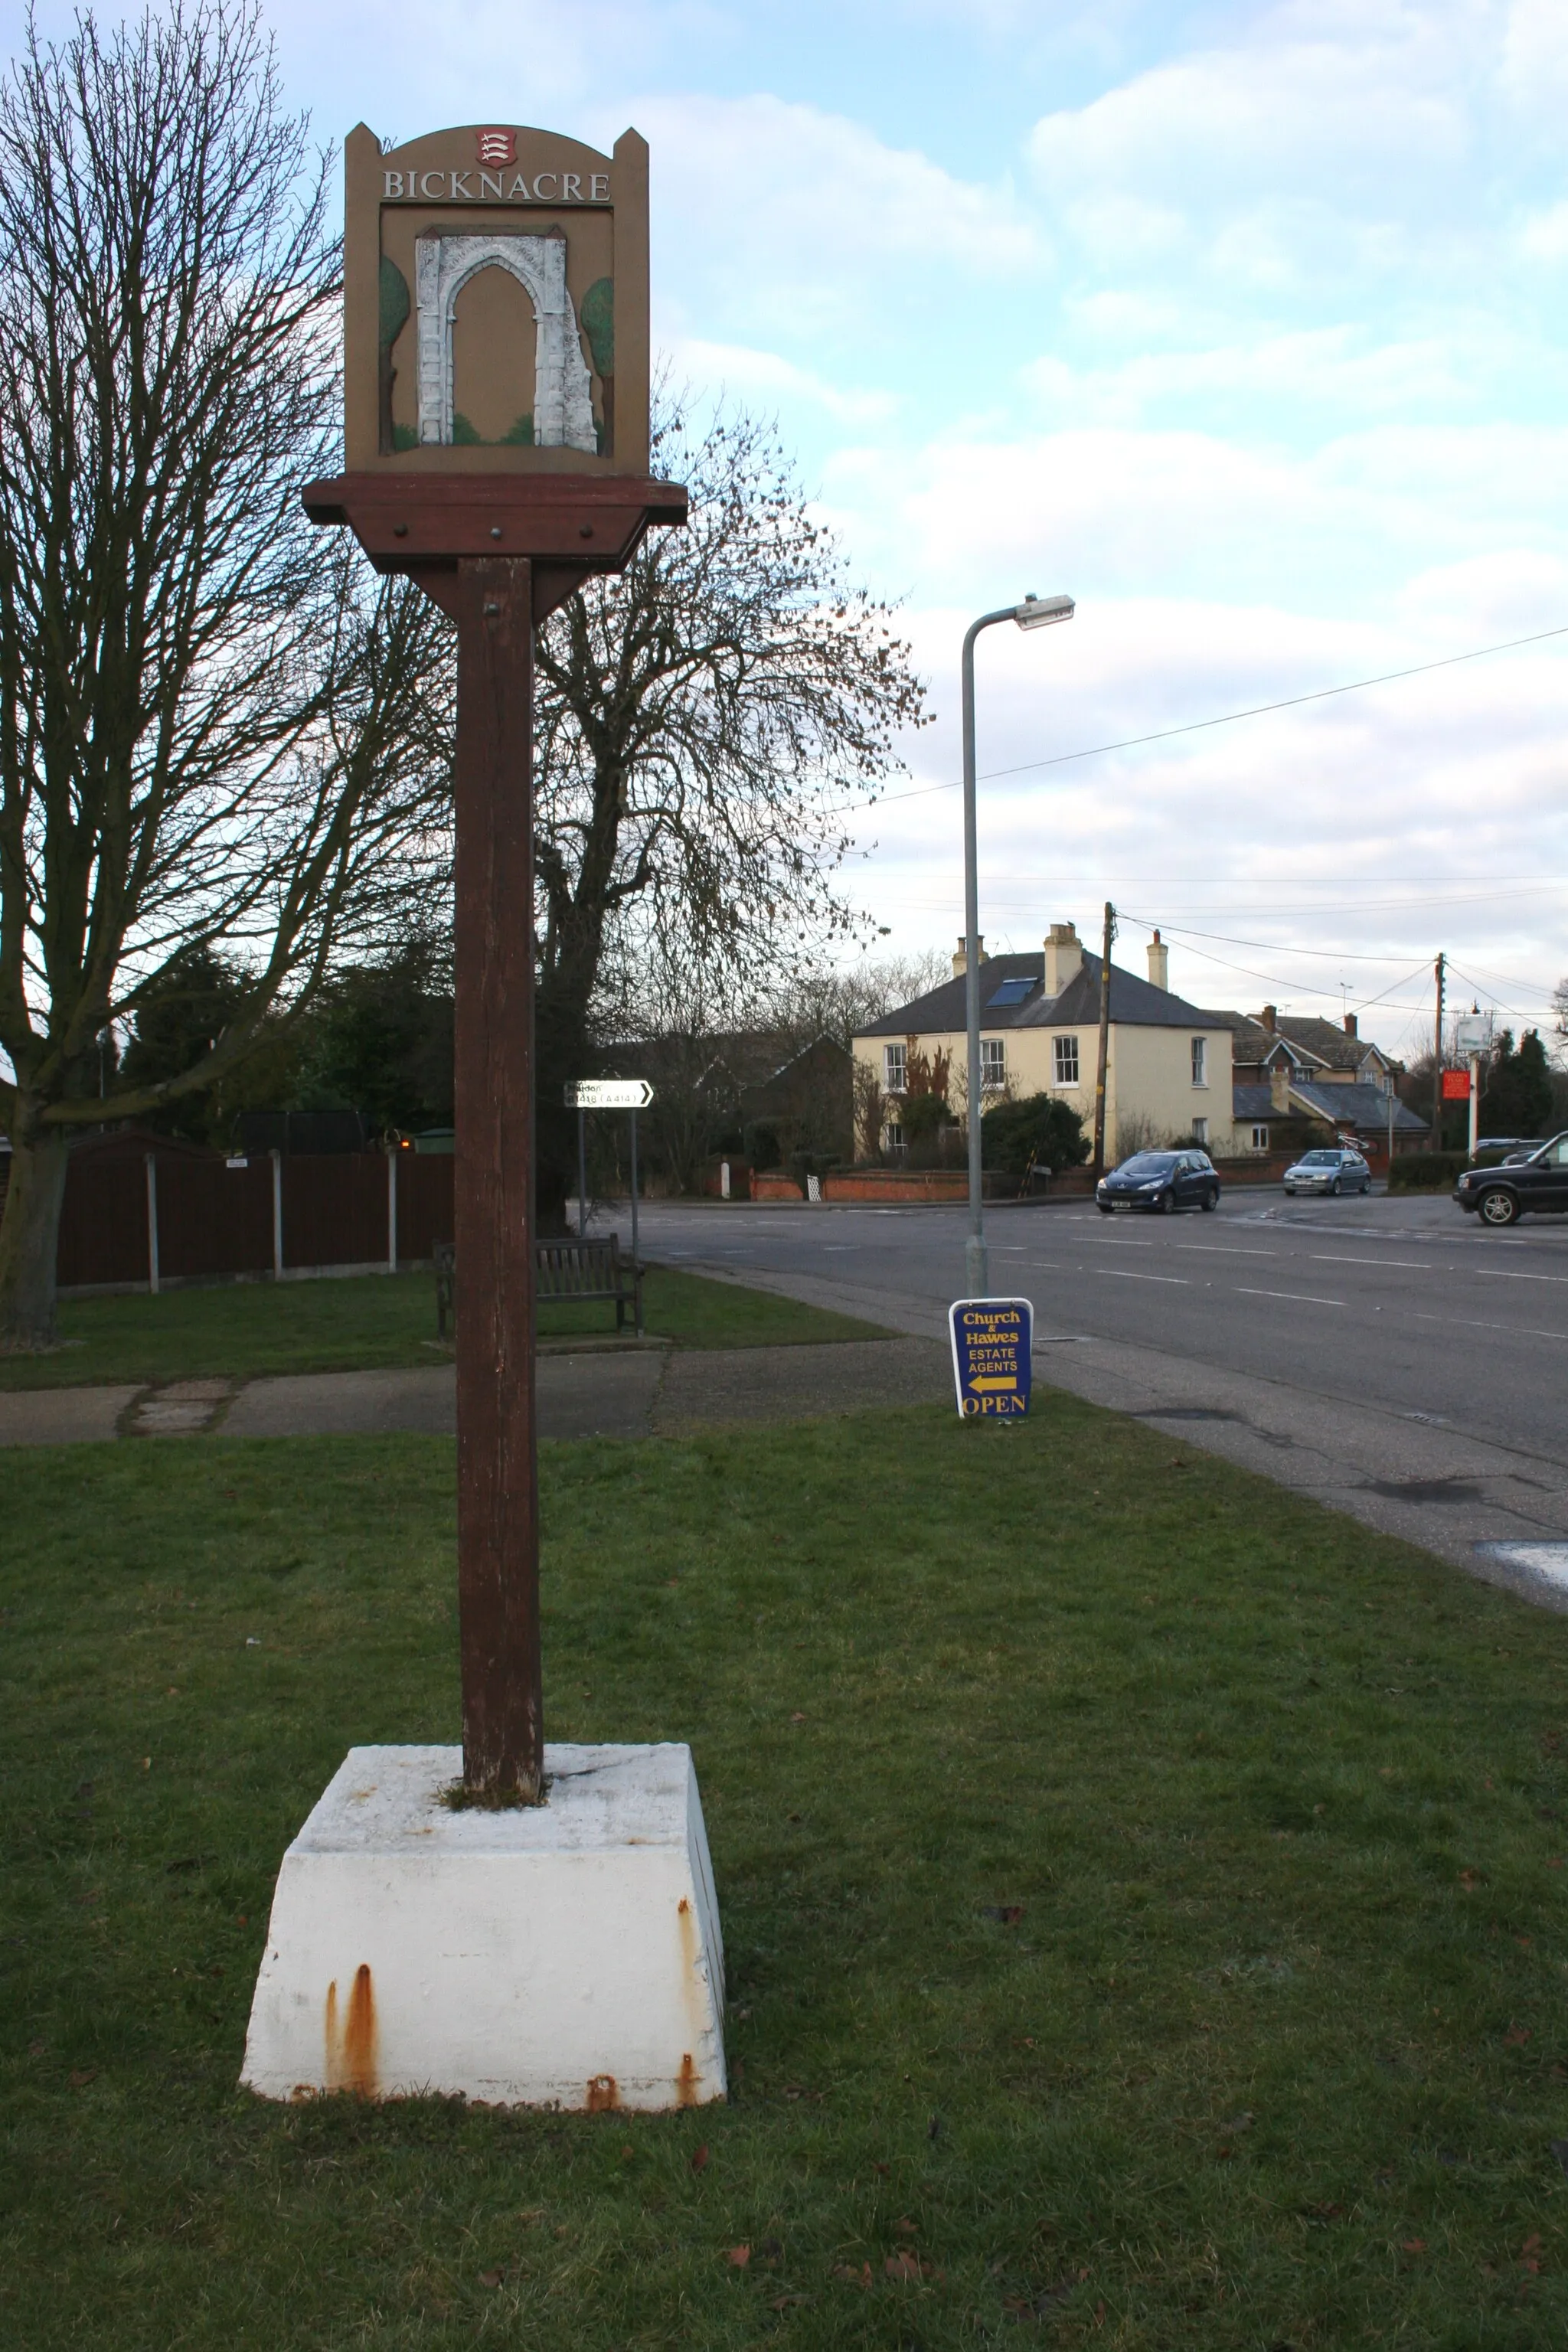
[1459,1869,1482,1891]
[727,2245,751,2269]
[832,2261,872,2288]
[479,2269,505,2288]
[1402,2239,1427,2255]
[68,2068,98,2089]
[1504,2024,1533,2047]
[982,1904,1024,1925]
[690,2144,709,2174]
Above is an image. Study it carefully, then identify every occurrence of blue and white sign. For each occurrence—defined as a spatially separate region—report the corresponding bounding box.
[949,1297,1034,1419]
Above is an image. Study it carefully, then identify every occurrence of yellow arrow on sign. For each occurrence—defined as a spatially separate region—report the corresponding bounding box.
[969,1375,1018,1392]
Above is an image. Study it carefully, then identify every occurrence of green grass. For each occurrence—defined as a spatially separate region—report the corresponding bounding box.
[5,1400,1568,2347]
[0,1265,887,1390]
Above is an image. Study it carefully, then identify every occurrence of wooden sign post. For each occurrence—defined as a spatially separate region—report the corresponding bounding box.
[305,122,685,1798]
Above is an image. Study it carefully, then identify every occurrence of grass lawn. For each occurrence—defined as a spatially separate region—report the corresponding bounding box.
[0,1264,886,1390]
[4,1396,1568,2348]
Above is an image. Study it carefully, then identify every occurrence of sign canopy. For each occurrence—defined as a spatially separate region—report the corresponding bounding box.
[949,1298,1034,1419]
[566,1079,654,1110]
[342,121,650,477]
[1454,1014,1493,1057]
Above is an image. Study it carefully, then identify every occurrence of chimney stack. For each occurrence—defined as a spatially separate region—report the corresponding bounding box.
[952,936,985,978]
[1261,1004,1277,1033]
[1343,1011,1358,1039]
[1269,1062,1291,1113]
[1145,929,1169,991]
[1043,921,1083,996]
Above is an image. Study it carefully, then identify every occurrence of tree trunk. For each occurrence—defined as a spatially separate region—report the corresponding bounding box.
[0,1115,71,1349]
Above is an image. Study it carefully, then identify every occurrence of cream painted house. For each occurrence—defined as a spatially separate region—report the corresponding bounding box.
[854,921,1236,1159]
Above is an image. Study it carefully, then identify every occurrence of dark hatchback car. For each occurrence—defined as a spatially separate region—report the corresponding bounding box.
[1455,1132,1568,1227]
[1097,1148,1221,1215]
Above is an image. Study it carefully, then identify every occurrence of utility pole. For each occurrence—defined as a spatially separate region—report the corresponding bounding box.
[1432,952,1446,1147]
[1093,901,1116,1174]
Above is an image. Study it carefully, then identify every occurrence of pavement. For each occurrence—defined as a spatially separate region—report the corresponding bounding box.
[0,1335,948,1450]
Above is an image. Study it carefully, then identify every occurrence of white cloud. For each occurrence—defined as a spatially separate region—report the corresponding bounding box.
[662,336,897,423]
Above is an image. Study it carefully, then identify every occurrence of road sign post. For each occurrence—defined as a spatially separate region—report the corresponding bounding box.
[565,1081,655,1333]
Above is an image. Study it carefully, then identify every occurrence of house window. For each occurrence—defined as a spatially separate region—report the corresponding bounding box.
[980,1037,1005,1091]
[1250,1125,1269,1152]
[1192,1116,1207,1145]
[1191,1036,1208,1086]
[884,1119,904,1155]
[1052,1035,1080,1087]
[884,1042,906,1094]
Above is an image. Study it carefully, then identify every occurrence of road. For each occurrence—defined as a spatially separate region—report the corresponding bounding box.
[620,1186,1568,1610]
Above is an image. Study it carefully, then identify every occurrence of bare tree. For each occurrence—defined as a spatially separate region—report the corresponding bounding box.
[529,394,929,1226]
[0,5,453,1345]
[1553,975,1568,1062]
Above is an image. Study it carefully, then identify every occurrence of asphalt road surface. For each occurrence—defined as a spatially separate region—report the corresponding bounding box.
[621,1187,1568,1610]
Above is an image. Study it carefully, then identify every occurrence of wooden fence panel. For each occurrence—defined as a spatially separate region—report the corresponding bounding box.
[280,1153,389,1271]
[397,1155,455,1263]
[57,1158,149,1289]
[156,1158,275,1280]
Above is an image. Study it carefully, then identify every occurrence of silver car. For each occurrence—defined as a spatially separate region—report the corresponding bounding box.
[1283,1145,1371,1197]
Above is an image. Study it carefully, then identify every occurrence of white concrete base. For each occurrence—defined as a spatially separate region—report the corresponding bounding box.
[240,1743,726,2111]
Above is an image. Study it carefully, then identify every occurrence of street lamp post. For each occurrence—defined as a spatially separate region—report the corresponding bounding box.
[962,592,1075,1297]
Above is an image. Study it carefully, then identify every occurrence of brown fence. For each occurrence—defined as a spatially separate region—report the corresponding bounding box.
[42,1142,456,1295]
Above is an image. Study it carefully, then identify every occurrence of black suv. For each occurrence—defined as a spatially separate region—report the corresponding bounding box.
[1455,1132,1568,1228]
[1097,1148,1221,1215]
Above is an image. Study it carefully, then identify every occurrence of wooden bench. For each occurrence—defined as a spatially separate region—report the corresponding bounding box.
[435,1236,644,1339]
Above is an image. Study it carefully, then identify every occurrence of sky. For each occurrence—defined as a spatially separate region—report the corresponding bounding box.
[11,0,1568,1060]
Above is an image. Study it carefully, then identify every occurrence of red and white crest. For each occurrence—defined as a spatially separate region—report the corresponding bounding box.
[476,128,516,168]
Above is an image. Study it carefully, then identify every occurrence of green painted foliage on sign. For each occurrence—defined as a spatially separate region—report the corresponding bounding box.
[580,277,614,377]
[378,256,410,354]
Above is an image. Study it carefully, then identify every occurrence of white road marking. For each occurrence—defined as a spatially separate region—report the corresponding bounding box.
[1174,1244,1275,1258]
[1410,1310,1568,1343]
[1309,1254,1432,1269]
[1097,1269,1190,1285]
[1469,1267,1568,1284]
[1235,1286,1345,1306]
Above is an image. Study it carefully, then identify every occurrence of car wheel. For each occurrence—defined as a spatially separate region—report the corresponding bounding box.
[1329,1176,1341,1196]
[1201,1187,1219,1212]
[1155,1190,1174,1214]
[1361,1178,1371,1194]
[1478,1187,1520,1228]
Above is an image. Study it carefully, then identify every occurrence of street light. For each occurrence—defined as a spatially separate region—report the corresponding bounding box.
[962,591,1076,1298]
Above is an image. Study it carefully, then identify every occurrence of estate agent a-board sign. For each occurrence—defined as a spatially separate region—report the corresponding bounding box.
[241,124,725,2117]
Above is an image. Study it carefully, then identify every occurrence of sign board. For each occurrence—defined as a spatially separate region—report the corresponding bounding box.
[1441,1067,1472,1100]
[342,120,649,475]
[565,1079,654,1109]
[1454,1014,1492,1057]
[949,1298,1034,1419]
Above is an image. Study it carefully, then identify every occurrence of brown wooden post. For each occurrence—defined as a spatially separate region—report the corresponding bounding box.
[450,556,542,1800]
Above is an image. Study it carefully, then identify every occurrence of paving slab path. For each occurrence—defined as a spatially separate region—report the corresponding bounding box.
[0,1335,947,1452]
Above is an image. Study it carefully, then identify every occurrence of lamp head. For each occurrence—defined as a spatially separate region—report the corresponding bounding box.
[1014,592,1075,630]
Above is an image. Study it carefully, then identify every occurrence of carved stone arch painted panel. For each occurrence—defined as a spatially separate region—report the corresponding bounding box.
[414,232,597,452]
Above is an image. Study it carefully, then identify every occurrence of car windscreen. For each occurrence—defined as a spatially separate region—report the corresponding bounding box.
[1116,1154,1178,1176]
[1298,1151,1339,1165]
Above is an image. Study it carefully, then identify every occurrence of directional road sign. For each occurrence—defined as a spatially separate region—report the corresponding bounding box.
[564,1079,655,1109]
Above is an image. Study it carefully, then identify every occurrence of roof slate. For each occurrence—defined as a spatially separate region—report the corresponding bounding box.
[857,951,1221,1038]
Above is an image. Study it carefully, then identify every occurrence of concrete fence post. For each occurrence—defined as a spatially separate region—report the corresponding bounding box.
[270,1148,284,1281]
[145,1153,159,1295]
[387,1149,398,1273]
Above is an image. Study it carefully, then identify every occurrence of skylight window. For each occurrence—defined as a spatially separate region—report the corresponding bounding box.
[986,977,1034,1008]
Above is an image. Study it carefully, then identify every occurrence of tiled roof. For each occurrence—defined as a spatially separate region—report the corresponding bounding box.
[1292,1080,1428,1132]
[857,952,1223,1038]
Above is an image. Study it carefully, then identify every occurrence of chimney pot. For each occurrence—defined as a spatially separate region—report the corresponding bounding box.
[1145,929,1170,991]
[1261,1004,1277,1033]
[952,935,985,978]
[1343,1012,1357,1038]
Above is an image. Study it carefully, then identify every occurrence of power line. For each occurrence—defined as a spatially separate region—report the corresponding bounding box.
[841,619,1568,814]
